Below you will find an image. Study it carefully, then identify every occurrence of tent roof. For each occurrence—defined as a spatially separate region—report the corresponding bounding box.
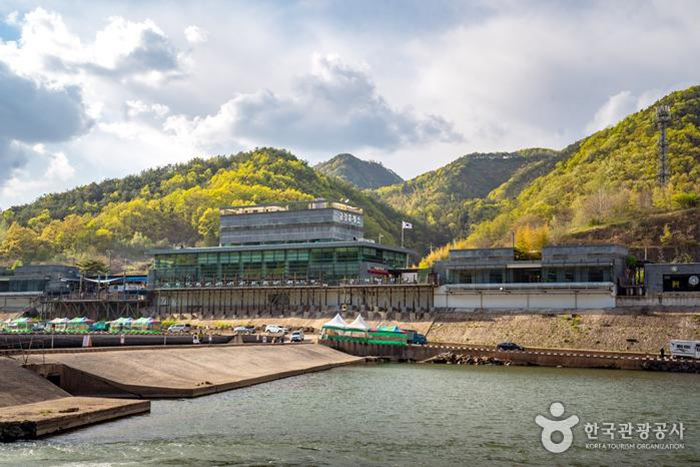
[49,318,69,324]
[322,313,348,330]
[346,314,370,332]
[376,325,403,333]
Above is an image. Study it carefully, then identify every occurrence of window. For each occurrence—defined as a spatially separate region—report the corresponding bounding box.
[588,268,605,282]
[564,269,575,282]
[488,269,504,283]
[337,247,359,262]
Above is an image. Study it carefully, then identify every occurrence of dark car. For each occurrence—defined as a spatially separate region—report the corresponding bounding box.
[496,342,524,351]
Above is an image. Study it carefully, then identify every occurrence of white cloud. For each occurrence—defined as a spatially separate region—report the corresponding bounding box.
[0,8,186,87]
[5,11,19,25]
[2,1,700,206]
[46,152,75,180]
[164,53,462,154]
[0,145,77,202]
[125,99,170,119]
[184,25,207,44]
[585,89,668,134]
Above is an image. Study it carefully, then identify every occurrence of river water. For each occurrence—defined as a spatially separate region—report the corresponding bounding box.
[1,364,698,466]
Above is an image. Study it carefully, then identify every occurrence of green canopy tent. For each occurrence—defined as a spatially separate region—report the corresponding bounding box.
[66,317,94,332]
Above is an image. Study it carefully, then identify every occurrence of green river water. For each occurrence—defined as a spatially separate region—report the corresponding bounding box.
[0,364,698,466]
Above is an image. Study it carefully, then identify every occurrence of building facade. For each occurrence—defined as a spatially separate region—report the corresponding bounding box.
[219,200,363,246]
[0,265,79,294]
[150,201,413,287]
[644,263,700,294]
[433,245,628,285]
[432,245,630,310]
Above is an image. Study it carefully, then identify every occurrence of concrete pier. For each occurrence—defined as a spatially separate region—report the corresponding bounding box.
[0,397,150,441]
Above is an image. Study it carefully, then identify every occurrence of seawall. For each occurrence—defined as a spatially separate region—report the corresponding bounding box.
[323,340,700,373]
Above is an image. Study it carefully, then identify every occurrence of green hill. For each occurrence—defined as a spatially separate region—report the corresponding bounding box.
[315,153,403,189]
[0,149,435,265]
[422,85,700,265]
[376,149,561,237]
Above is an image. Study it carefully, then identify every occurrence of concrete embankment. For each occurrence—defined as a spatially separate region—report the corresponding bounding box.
[0,359,150,441]
[0,397,150,441]
[25,344,364,398]
[324,340,700,373]
[183,308,699,354]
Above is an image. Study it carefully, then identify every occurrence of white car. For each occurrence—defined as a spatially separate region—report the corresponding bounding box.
[265,324,288,334]
[167,324,191,333]
[290,330,304,342]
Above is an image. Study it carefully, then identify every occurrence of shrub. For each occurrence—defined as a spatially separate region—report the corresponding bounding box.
[671,192,699,209]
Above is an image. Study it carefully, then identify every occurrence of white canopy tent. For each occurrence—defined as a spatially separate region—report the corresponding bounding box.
[322,313,348,330]
[346,314,370,332]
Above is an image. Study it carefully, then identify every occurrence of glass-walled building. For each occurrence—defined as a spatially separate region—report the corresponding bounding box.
[150,241,410,286]
[149,200,414,287]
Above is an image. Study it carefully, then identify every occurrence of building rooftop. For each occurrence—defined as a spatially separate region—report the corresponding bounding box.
[219,200,363,216]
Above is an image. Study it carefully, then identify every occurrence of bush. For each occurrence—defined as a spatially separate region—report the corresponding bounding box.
[671,192,700,209]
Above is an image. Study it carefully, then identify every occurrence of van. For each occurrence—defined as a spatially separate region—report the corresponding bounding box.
[670,340,700,359]
[168,324,192,333]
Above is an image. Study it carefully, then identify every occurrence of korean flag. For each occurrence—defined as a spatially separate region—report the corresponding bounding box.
[401,221,413,229]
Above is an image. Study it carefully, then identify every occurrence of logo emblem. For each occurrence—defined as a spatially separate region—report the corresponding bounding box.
[535,402,579,453]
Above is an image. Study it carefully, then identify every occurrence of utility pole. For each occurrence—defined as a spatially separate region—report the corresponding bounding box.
[655,105,671,186]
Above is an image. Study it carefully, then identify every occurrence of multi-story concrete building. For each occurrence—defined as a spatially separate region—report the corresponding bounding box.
[219,200,363,246]
[150,201,414,286]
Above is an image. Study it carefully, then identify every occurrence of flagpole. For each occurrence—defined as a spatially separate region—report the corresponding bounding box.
[401,225,404,248]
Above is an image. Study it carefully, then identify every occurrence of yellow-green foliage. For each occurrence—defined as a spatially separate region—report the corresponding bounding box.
[423,86,700,265]
[1,148,433,264]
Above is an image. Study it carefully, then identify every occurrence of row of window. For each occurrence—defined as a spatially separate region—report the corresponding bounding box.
[448,267,612,284]
[155,247,406,269]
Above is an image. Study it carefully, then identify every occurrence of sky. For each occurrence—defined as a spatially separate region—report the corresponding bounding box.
[0,0,699,209]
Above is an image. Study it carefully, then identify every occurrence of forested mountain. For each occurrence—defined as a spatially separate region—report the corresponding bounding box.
[421,85,700,265]
[2,86,699,268]
[315,153,403,189]
[376,149,562,237]
[0,149,435,265]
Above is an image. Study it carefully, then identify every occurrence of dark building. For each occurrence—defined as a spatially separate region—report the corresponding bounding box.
[644,263,700,294]
[433,245,629,285]
[0,265,79,294]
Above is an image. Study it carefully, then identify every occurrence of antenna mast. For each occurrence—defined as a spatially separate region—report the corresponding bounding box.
[655,104,671,186]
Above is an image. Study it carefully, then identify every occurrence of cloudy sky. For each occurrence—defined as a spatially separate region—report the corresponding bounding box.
[0,0,698,208]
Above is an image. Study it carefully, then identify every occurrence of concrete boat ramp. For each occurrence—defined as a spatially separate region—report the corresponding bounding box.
[0,344,362,440]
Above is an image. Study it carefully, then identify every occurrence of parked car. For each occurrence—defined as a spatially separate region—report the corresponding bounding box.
[290,330,304,342]
[496,342,524,351]
[167,324,192,333]
[265,324,288,334]
[234,325,256,334]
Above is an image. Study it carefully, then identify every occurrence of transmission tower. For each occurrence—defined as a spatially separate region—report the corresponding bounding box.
[655,104,671,186]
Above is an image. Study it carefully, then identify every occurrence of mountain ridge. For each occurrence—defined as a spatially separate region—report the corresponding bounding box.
[315,153,403,189]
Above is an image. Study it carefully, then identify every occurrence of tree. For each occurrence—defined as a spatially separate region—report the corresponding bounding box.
[76,259,109,276]
[0,223,47,263]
